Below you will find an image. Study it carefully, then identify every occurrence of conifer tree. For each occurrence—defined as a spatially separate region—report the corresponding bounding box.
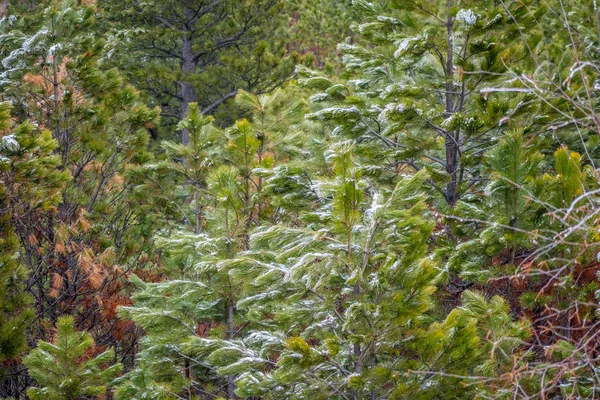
[449,131,600,397]
[23,315,122,400]
[0,184,30,382]
[0,0,161,389]
[0,102,69,396]
[116,89,311,399]
[5,0,600,399]
[143,102,219,235]
[449,130,544,283]
[0,105,35,386]
[228,88,309,225]
[298,0,536,208]
[490,0,600,163]
[99,0,302,142]
[443,2,600,396]
[170,141,525,399]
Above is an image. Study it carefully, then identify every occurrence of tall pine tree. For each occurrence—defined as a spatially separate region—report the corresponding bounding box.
[0,1,161,391]
[99,0,302,142]
[298,0,537,208]
[0,102,69,396]
[156,141,525,399]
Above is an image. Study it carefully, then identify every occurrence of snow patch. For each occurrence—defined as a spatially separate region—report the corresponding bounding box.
[456,9,477,26]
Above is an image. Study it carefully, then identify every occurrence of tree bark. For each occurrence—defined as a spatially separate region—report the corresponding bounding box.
[181,30,196,146]
[226,300,236,398]
[444,0,458,207]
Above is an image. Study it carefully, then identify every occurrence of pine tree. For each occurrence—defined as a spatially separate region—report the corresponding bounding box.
[99,0,303,143]
[298,0,537,208]
[115,111,252,399]
[442,2,600,396]
[0,103,33,382]
[176,141,524,399]
[449,131,600,397]
[5,0,600,398]
[0,101,69,396]
[0,0,161,388]
[0,187,30,381]
[116,89,312,399]
[148,102,220,235]
[492,0,600,163]
[23,315,122,400]
[448,130,544,283]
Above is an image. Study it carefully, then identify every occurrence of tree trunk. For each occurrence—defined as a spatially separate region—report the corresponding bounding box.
[181,32,196,146]
[352,281,362,400]
[226,301,236,398]
[444,0,458,207]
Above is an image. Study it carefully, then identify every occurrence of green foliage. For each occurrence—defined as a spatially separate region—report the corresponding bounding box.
[0,2,162,394]
[5,1,600,399]
[116,87,311,398]
[0,195,31,370]
[460,291,530,375]
[449,133,600,397]
[99,0,304,135]
[24,316,122,400]
[298,0,530,207]
[152,139,520,399]
[449,130,544,282]
[0,102,68,381]
[286,0,364,69]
